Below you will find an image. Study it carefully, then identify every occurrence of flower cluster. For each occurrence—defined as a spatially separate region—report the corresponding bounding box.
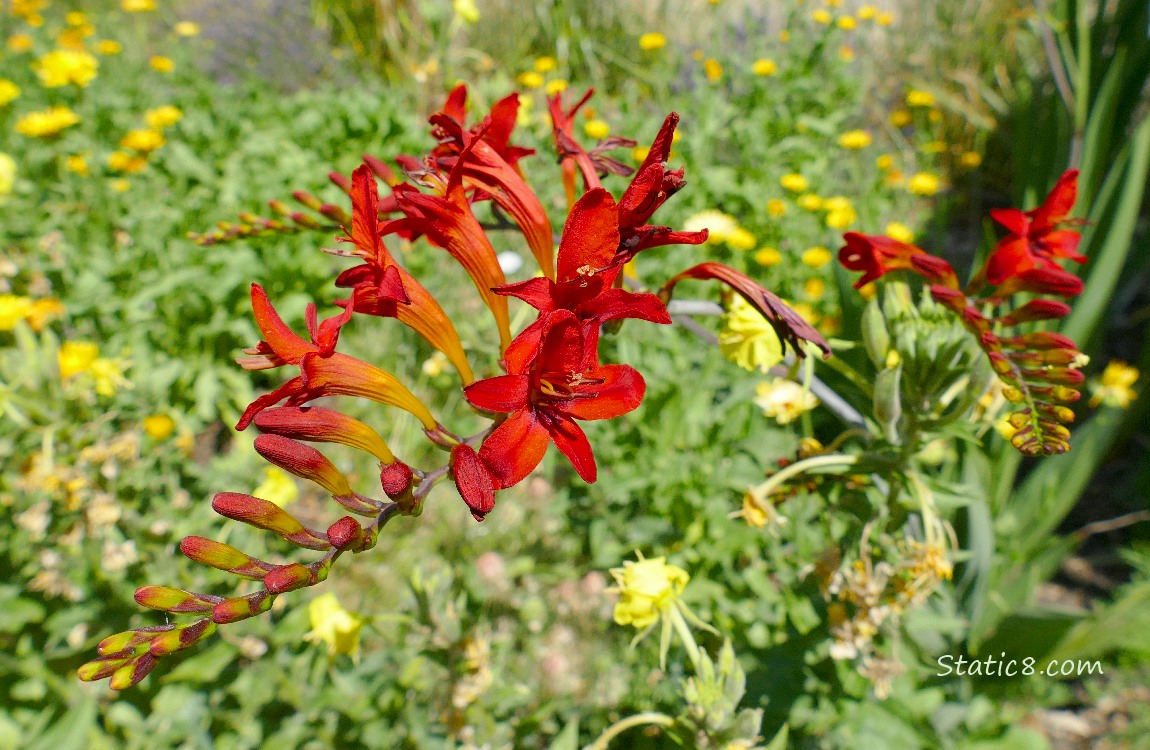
[80,85,829,689]
[839,170,1089,455]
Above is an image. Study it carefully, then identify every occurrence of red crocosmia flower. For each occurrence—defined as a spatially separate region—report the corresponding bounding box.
[464,311,645,488]
[494,188,671,354]
[334,165,475,383]
[395,136,512,351]
[427,111,555,279]
[838,232,958,289]
[613,113,708,265]
[430,84,535,169]
[660,262,832,360]
[234,285,437,431]
[450,443,496,521]
[547,89,636,206]
[985,169,1085,285]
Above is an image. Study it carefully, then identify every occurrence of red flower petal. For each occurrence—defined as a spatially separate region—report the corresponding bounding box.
[1030,169,1078,229]
[558,364,646,421]
[541,412,596,483]
[451,443,496,521]
[556,188,621,283]
[479,409,551,489]
[464,374,531,413]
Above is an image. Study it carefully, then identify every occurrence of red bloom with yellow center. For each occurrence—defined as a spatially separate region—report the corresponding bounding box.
[985,169,1085,285]
[464,311,645,488]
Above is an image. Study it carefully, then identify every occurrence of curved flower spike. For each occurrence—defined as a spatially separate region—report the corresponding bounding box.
[237,283,353,371]
[658,262,832,360]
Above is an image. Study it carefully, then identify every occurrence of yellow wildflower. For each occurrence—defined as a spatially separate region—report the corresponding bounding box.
[254,466,299,507]
[16,106,81,137]
[35,49,99,88]
[544,79,568,95]
[727,227,756,250]
[421,350,449,378]
[143,414,176,441]
[859,282,877,300]
[804,278,827,298]
[876,12,894,25]
[754,378,820,424]
[735,491,788,530]
[146,105,183,129]
[890,109,912,127]
[107,151,148,173]
[766,198,787,217]
[837,15,857,30]
[96,39,122,55]
[174,21,201,37]
[920,140,947,154]
[533,55,557,73]
[609,555,690,630]
[959,151,982,168]
[752,58,778,76]
[65,154,90,174]
[0,154,14,200]
[838,129,872,149]
[797,193,823,211]
[57,25,95,50]
[826,206,857,229]
[58,341,100,379]
[583,119,610,140]
[149,55,175,73]
[906,89,935,107]
[90,357,130,397]
[66,11,88,25]
[452,0,480,23]
[885,222,914,243]
[0,295,32,330]
[719,296,785,373]
[822,196,852,212]
[754,247,782,266]
[928,109,943,123]
[838,45,856,62]
[779,30,791,42]
[802,246,833,268]
[305,593,365,657]
[120,129,165,153]
[876,153,895,170]
[704,58,723,82]
[780,173,809,192]
[516,71,544,89]
[121,0,157,10]
[110,178,131,193]
[1089,361,1139,408]
[8,34,35,52]
[907,172,942,196]
[639,32,667,51]
[631,145,650,163]
[683,210,738,243]
[858,5,878,19]
[25,298,65,331]
[811,9,833,24]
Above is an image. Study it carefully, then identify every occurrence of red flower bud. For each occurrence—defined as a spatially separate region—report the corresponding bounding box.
[327,516,366,550]
[254,434,354,497]
[994,299,1071,325]
[380,460,414,498]
[998,331,1078,350]
[263,563,318,594]
[148,619,216,656]
[211,493,331,550]
[109,653,158,690]
[134,585,221,614]
[451,444,496,521]
[212,591,276,624]
[179,536,273,579]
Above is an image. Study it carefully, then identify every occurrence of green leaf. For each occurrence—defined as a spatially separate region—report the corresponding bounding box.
[160,641,238,685]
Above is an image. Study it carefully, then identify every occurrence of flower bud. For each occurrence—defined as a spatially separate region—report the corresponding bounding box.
[292,190,324,211]
[134,585,221,614]
[380,460,415,498]
[327,516,366,551]
[212,591,276,624]
[861,299,890,368]
[180,536,273,579]
[318,203,351,224]
[254,407,395,463]
[78,653,135,682]
[263,563,319,594]
[291,212,322,230]
[254,434,354,497]
[211,493,330,550]
[451,443,496,521]
[1021,367,1086,385]
[872,364,902,443]
[109,653,158,690]
[999,332,1077,350]
[929,285,967,314]
[995,299,1072,325]
[148,619,216,656]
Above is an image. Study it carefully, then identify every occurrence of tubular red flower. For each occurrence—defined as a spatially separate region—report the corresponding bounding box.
[253,406,395,464]
[992,266,1084,298]
[838,233,958,289]
[465,311,645,488]
[985,170,1085,285]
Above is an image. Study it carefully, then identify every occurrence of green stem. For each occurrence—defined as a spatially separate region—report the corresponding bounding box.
[820,354,874,398]
[751,453,860,499]
[668,606,702,673]
[583,712,676,750]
